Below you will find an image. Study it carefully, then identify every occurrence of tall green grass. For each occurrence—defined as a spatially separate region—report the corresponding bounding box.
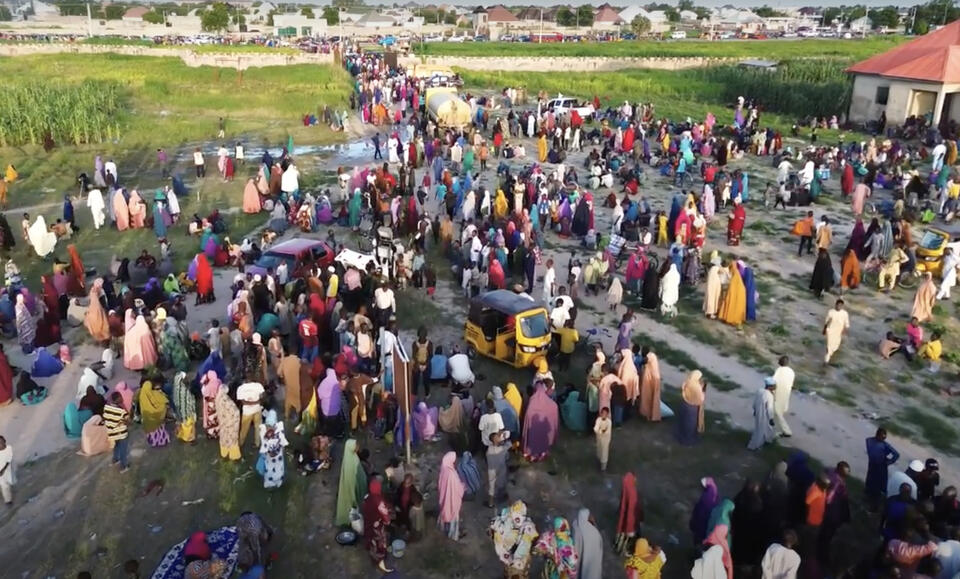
[459,59,852,131]
[419,36,906,60]
[0,81,124,146]
[0,54,351,144]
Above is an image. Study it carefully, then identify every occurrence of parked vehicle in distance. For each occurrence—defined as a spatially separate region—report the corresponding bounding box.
[247,239,334,279]
[446,35,466,43]
[620,32,637,40]
[499,34,515,42]
[545,95,595,118]
[379,35,396,46]
[782,32,798,38]
[423,35,443,42]
[670,30,687,40]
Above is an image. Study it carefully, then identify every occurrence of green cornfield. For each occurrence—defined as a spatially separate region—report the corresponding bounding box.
[0,81,125,147]
[686,60,852,119]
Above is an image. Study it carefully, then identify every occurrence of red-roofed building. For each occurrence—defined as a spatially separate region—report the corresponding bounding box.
[848,20,960,125]
[485,4,518,23]
[594,3,623,27]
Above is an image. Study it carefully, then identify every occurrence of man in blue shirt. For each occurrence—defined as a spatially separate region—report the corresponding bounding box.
[865,427,900,512]
[429,345,449,386]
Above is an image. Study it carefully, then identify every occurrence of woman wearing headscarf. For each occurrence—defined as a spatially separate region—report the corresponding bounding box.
[615,312,634,352]
[161,318,189,372]
[242,178,262,214]
[761,462,789,542]
[200,370,221,439]
[639,262,660,310]
[14,294,35,353]
[236,512,273,571]
[809,248,834,298]
[128,190,146,229]
[173,372,196,443]
[361,478,392,573]
[615,472,644,554]
[911,272,937,322]
[731,480,766,572]
[214,383,241,460]
[456,451,482,497]
[504,381,523,417]
[194,253,215,305]
[534,517,579,578]
[706,498,735,544]
[573,508,603,579]
[28,216,57,257]
[257,411,289,489]
[718,264,746,326]
[846,218,867,260]
[84,278,110,343]
[123,311,157,370]
[690,477,719,545]
[438,395,469,449]
[626,538,666,579]
[438,451,465,540]
[79,414,110,456]
[617,348,640,404]
[66,245,86,296]
[492,386,520,440]
[839,249,861,293]
[335,439,367,526]
[0,344,13,406]
[521,383,559,462]
[490,500,538,577]
[139,380,170,447]
[113,190,130,231]
[677,370,706,445]
[493,189,509,221]
[638,347,662,422]
[64,402,91,438]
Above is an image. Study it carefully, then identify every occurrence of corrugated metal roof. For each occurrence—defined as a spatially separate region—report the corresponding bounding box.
[847,21,960,83]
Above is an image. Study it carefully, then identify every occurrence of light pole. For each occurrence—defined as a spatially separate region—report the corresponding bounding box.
[539,7,543,43]
[339,6,344,44]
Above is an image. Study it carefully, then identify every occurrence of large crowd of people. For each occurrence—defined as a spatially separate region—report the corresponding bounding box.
[2,43,960,579]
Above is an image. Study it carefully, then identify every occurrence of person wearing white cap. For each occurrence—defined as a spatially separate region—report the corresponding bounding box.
[747,377,777,451]
[326,266,339,305]
[887,460,921,500]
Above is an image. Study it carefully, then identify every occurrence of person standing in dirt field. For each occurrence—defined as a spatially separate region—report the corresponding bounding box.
[823,299,850,365]
[772,356,794,438]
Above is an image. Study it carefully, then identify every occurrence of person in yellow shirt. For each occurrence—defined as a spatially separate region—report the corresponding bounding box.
[555,320,579,371]
[656,211,668,247]
[918,331,943,372]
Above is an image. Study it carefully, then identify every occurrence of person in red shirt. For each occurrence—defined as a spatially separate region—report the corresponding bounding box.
[299,318,319,363]
[493,131,504,159]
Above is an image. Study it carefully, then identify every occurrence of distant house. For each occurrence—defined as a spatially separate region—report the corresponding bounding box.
[847,20,960,125]
[272,13,328,37]
[354,12,396,28]
[471,6,488,30]
[122,6,149,22]
[515,6,542,24]
[594,3,623,28]
[848,16,872,33]
[619,6,669,33]
[679,10,699,22]
[486,4,518,24]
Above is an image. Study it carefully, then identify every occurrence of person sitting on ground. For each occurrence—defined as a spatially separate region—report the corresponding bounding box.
[879,331,913,361]
[135,249,157,273]
[448,346,475,387]
[918,331,943,372]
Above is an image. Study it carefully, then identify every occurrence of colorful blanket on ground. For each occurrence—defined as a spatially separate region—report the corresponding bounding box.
[151,526,238,579]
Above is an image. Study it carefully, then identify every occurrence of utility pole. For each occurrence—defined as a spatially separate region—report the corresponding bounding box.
[339,6,344,43]
[539,7,543,43]
[85,2,92,38]
[944,0,950,25]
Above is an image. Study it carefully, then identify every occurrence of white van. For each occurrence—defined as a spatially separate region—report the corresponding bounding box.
[670,30,687,40]
[544,96,595,118]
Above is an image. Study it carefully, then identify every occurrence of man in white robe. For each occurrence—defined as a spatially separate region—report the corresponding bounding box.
[760,530,800,579]
[87,189,105,230]
[747,377,777,450]
[772,355,795,437]
[27,216,57,258]
[691,542,727,579]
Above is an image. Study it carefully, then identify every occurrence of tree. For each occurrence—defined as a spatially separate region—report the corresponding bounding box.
[870,7,900,30]
[665,8,680,22]
[143,10,165,24]
[300,6,314,18]
[822,7,842,25]
[232,12,245,25]
[201,2,230,31]
[104,5,125,20]
[0,6,13,21]
[576,4,594,27]
[556,7,575,27]
[678,0,695,11]
[913,17,930,34]
[844,5,867,23]
[631,15,651,35]
[322,6,339,24]
[753,6,785,18]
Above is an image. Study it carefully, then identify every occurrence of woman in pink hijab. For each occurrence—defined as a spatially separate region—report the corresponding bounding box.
[123,311,157,370]
[107,381,134,411]
[521,382,559,462]
[242,178,262,214]
[200,370,222,438]
[437,451,465,541]
[113,190,130,231]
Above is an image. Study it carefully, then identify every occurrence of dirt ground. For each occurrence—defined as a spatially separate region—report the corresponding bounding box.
[0,92,949,577]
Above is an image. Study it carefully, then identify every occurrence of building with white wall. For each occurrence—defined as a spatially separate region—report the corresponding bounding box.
[847,19,960,126]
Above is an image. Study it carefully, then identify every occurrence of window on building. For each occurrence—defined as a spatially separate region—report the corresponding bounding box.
[876,86,890,106]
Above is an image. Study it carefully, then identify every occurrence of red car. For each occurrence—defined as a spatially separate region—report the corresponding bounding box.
[247,238,334,279]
